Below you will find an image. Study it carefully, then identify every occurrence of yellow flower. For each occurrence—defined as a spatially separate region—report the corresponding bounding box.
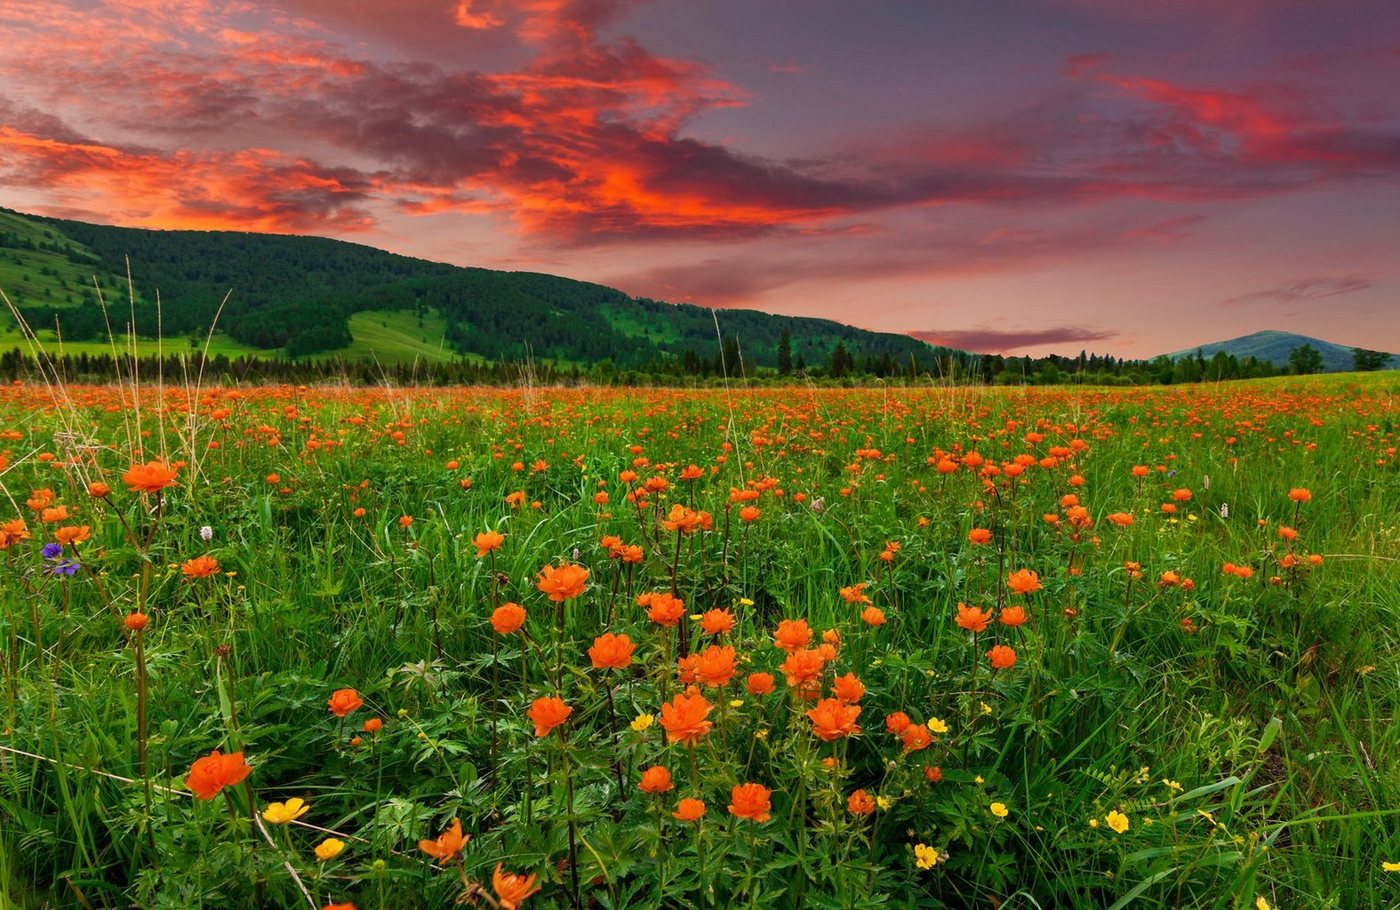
[630,713,655,732]
[1383,861,1400,872]
[990,802,1008,818]
[877,795,894,810]
[914,843,939,870]
[926,717,948,735]
[1105,810,1129,834]
[980,702,992,715]
[1088,818,1100,828]
[1254,898,1271,910]
[738,598,754,606]
[974,775,984,785]
[314,838,346,861]
[262,797,310,825]
[1162,779,1182,792]
[729,699,744,708]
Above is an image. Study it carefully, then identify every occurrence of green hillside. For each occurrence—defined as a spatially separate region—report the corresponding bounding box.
[0,207,947,372]
[1168,330,1397,373]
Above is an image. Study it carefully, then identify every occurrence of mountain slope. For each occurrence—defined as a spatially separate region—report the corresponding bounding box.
[1168,330,1397,372]
[0,208,950,371]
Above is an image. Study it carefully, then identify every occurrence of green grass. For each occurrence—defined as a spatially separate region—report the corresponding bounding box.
[323,308,465,365]
[0,325,265,360]
[0,376,1396,910]
[0,210,141,311]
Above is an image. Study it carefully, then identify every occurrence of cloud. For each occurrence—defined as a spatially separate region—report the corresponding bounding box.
[1222,275,1372,306]
[908,326,1119,354]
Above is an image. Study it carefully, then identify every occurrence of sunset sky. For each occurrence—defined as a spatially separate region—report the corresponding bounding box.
[2,0,1397,356]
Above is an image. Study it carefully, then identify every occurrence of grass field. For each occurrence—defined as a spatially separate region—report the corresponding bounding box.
[0,375,1397,910]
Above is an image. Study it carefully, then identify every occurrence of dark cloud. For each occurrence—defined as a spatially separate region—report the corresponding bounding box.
[908,326,1119,354]
[1222,275,1372,306]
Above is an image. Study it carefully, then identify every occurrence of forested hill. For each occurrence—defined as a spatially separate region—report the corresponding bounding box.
[0,207,947,371]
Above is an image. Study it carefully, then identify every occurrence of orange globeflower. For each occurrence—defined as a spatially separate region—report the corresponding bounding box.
[728,783,773,822]
[186,749,252,799]
[968,528,993,546]
[328,688,364,717]
[123,612,149,632]
[672,798,706,822]
[536,563,589,601]
[699,608,736,636]
[900,724,932,752]
[695,644,738,688]
[987,645,1017,669]
[738,505,761,523]
[527,696,572,737]
[861,606,887,627]
[182,554,220,579]
[772,618,813,651]
[588,632,635,670]
[745,672,775,696]
[87,482,112,498]
[955,603,992,633]
[999,605,1028,627]
[1006,569,1042,595]
[807,698,862,741]
[1288,488,1311,502]
[832,672,865,703]
[847,789,875,816]
[418,818,468,864]
[53,525,90,546]
[362,717,383,733]
[640,591,685,626]
[123,460,179,494]
[473,530,505,557]
[492,864,541,910]
[639,765,674,794]
[839,582,872,605]
[491,603,526,634]
[658,687,714,746]
[780,648,826,693]
[885,711,912,734]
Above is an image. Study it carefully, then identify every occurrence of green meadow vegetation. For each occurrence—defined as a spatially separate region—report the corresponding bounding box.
[0,372,1397,910]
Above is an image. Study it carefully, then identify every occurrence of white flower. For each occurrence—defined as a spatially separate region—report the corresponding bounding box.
[1202,474,1210,489]
[1219,503,1229,519]
[200,526,214,541]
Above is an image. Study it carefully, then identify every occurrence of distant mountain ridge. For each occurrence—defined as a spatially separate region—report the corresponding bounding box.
[1167,330,1398,373]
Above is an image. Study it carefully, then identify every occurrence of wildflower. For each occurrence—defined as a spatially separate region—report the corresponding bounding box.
[695,644,737,688]
[987,645,1017,669]
[491,603,527,634]
[923,765,942,783]
[839,583,872,604]
[728,783,772,822]
[536,563,588,601]
[492,864,540,909]
[885,711,911,734]
[773,618,813,651]
[955,603,992,633]
[847,789,875,815]
[41,542,63,560]
[1382,861,1400,872]
[926,716,948,735]
[1288,488,1311,502]
[362,717,383,733]
[123,460,179,493]
[745,672,775,696]
[53,525,88,546]
[779,648,826,692]
[528,696,571,737]
[123,612,149,632]
[262,797,310,825]
[1105,810,1129,834]
[631,713,654,732]
[807,698,862,741]
[900,725,932,752]
[700,608,736,636]
[861,606,887,626]
[673,798,706,822]
[914,844,939,869]
[473,530,504,557]
[999,605,1028,627]
[990,802,1009,818]
[639,766,674,794]
[416,817,468,864]
[968,528,993,545]
[659,688,713,746]
[1255,898,1272,910]
[328,688,364,717]
[640,591,685,626]
[186,749,252,799]
[199,525,214,541]
[877,795,893,810]
[738,505,761,522]
[832,672,865,703]
[588,632,635,670]
[315,838,346,861]
[182,554,220,579]
[1006,569,1042,595]
[88,482,111,498]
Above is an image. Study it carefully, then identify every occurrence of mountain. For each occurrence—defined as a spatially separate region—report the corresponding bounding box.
[0,207,952,372]
[1167,330,1397,373]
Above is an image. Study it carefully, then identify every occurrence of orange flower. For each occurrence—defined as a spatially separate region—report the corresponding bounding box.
[639,765,674,794]
[536,563,589,601]
[807,698,862,741]
[473,530,505,557]
[955,603,992,633]
[987,644,1017,669]
[1,518,32,549]
[780,648,826,693]
[640,591,685,626]
[968,528,993,546]
[660,504,707,534]
[182,554,220,579]
[328,688,364,717]
[672,798,706,822]
[699,609,735,636]
[27,489,54,510]
[87,482,112,498]
[832,672,865,703]
[1006,569,1042,595]
[418,818,468,864]
[186,749,252,799]
[527,696,572,737]
[847,789,875,815]
[362,717,383,733]
[123,612,149,632]
[861,606,886,627]
[745,672,775,695]
[658,688,713,746]
[492,864,540,910]
[694,644,737,688]
[885,711,911,734]
[999,605,1028,627]
[728,783,772,822]
[588,632,635,670]
[900,724,932,752]
[53,525,90,546]
[123,460,179,494]
[491,603,526,634]
[772,618,813,651]
[40,506,70,523]
[839,582,872,605]
[1288,487,1311,502]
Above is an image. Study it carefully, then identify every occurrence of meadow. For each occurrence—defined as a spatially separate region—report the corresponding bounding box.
[0,374,1397,910]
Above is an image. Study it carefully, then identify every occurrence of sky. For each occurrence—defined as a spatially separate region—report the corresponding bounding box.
[1,0,1398,357]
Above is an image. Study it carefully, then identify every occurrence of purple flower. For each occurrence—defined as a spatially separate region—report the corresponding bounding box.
[49,560,80,577]
[41,542,63,560]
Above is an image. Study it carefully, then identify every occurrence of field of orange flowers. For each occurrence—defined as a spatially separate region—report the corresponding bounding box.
[1,375,1398,910]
